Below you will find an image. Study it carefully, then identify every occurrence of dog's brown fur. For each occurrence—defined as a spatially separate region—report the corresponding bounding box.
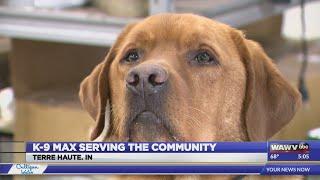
[79,14,302,179]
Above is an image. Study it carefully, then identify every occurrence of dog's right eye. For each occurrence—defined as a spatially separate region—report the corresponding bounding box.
[123,50,140,63]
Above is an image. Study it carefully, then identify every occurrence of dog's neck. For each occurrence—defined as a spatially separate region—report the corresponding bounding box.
[92,101,110,142]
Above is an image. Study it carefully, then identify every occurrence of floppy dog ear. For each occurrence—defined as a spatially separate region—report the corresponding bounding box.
[232,30,301,141]
[79,61,109,141]
[79,23,136,141]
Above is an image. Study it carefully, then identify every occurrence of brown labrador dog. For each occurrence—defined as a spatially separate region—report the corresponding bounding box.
[79,13,301,179]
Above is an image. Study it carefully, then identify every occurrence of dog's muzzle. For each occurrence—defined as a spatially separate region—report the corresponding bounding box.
[125,64,173,141]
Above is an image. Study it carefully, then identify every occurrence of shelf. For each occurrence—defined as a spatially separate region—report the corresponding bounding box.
[19,86,81,108]
[0,7,138,47]
[0,0,315,46]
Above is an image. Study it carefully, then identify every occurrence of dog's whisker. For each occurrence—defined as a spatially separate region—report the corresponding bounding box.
[171,113,200,131]
[109,104,124,137]
[183,113,202,129]
[185,106,211,123]
[168,95,211,122]
[168,96,201,103]
[166,96,206,127]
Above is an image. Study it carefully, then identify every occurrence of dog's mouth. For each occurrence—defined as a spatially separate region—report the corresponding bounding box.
[128,111,178,142]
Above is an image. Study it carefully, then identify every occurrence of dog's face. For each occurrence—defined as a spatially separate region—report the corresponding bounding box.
[79,14,301,142]
[109,14,247,142]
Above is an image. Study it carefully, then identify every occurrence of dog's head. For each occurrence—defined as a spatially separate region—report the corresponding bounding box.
[79,14,301,142]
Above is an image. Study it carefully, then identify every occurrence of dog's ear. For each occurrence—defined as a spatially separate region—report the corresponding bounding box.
[79,23,136,140]
[231,30,301,141]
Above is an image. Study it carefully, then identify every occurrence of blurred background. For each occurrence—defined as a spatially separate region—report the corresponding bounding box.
[0,0,319,159]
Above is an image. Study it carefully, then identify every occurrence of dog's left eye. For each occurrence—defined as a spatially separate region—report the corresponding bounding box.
[123,50,140,63]
[194,51,214,64]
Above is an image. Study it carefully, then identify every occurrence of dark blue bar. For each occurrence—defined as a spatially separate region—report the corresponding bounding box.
[3,164,320,175]
[26,142,266,153]
[261,164,320,175]
[44,165,263,174]
[0,164,12,174]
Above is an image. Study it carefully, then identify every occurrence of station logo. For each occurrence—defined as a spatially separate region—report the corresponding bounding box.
[270,142,309,153]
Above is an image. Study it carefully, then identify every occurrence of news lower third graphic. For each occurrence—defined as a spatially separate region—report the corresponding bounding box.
[0,141,320,175]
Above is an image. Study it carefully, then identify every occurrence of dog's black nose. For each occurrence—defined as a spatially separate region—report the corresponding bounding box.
[126,64,168,95]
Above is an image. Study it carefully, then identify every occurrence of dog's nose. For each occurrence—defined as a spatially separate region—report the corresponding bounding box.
[126,64,168,95]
